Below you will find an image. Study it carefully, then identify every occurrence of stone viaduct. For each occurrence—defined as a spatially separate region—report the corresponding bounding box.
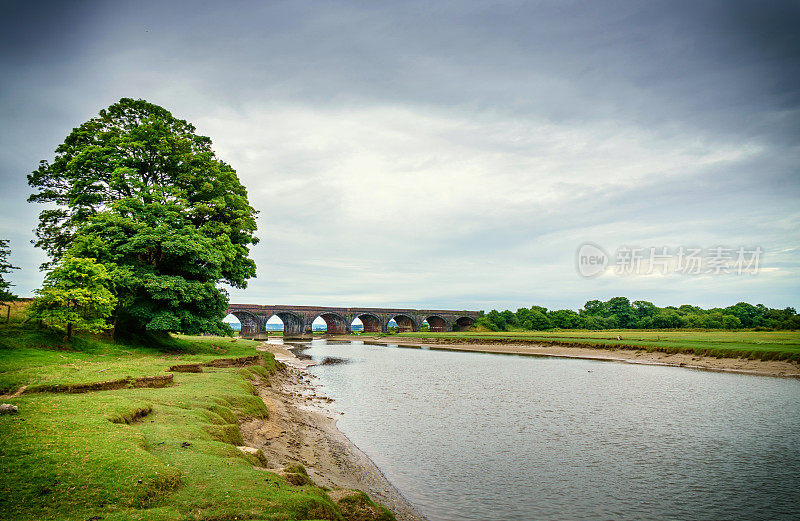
[226,304,480,339]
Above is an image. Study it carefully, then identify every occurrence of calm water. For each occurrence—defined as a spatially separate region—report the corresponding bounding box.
[297,339,800,521]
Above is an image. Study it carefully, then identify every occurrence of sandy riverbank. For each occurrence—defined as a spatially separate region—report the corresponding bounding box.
[330,335,800,378]
[240,342,426,521]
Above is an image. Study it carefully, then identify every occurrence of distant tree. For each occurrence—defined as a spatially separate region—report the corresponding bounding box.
[651,310,686,329]
[548,309,581,329]
[0,239,20,300]
[28,98,258,337]
[530,305,548,316]
[500,310,518,329]
[635,316,654,329]
[582,316,604,330]
[601,315,620,329]
[28,257,117,340]
[528,310,552,330]
[724,302,762,328]
[721,315,742,330]
[516,307,533,326]
[482,310,507,331]
[677,304,702,315]
[632,300,658,318]
[475,312,500,331]
[516,306,552,330]
[0,239,21,323]
[480,299,800,332]
[581,300,607,316]
[764,307,796,329]
[607,297,635,328]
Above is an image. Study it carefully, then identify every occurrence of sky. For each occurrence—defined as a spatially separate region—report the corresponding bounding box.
[1,0,798,312]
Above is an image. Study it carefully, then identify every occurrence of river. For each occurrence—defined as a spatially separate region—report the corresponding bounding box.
[294,339,800,521]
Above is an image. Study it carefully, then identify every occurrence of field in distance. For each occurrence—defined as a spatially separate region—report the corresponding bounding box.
[390,329,800,361]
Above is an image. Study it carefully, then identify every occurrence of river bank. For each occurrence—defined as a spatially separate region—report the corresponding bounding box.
[330,335,800,378]
[244,341,426,521]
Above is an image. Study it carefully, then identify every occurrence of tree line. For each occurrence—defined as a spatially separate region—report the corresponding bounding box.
[476,297,800,331]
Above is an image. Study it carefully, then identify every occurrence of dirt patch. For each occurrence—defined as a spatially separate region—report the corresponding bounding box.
[109,404,153,424]
[0,385,27,399]
[132,374,174,388]
[28,374,174,394]
[169,363,203,373]
[203,355,262,368]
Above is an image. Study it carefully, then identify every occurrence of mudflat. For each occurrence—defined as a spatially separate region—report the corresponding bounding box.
[344,336,800,378]
[241,342,426,521]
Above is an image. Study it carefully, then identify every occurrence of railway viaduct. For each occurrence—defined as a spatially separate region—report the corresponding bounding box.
[226,304,480,339]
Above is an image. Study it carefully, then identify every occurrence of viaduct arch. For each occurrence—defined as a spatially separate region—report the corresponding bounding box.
[226,304,480,339]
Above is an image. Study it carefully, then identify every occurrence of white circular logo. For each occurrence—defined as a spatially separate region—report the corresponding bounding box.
[576,242,609,278]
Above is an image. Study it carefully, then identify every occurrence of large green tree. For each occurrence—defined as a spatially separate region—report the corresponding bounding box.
[28,98,258,336]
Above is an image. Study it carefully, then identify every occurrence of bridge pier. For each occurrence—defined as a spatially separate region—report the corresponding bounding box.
[278,312,309,340]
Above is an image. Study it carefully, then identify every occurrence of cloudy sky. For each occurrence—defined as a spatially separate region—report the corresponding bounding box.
[1,0,798,312]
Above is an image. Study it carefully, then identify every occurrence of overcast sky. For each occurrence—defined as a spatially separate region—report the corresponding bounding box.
[1,0,798,312]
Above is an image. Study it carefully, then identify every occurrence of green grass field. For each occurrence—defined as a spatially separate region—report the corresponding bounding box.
[0,321,394,521]
[390,329,800,362]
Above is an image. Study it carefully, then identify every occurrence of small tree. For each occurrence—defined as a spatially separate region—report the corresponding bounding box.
[29,257,117,340]
[0,239,20,322]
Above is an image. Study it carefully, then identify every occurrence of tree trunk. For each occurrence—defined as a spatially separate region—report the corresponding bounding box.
[66,322,73,340]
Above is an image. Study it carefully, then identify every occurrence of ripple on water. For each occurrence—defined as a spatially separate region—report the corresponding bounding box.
[300,340,800,521]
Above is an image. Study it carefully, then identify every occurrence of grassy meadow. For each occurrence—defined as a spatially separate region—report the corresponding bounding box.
[0,307,394,521]
[391,329,800,362]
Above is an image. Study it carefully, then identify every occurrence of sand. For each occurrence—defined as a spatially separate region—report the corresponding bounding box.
[239,342,427,521]
[343,335,800,379]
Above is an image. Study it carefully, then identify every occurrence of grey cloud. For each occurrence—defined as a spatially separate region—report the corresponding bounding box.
[1,0,798,310]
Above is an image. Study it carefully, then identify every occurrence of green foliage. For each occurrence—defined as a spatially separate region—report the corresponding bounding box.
[0,239,20,302]
[28,98,258,336]
[606,297,635,328]
[527,311,551,330]
[722,314,743,329]
[547,309,581,329]
[633,300,658,318]
[28,257,117,339]
[517,307,552,331]
[474,297,799,332]
[582,299,607,316]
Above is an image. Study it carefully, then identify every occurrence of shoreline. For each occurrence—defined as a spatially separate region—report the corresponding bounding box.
[329,335,800,378]
[241,341,427,521]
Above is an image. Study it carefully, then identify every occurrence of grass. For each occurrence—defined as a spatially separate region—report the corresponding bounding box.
[387,329,800,362]
[0,311,395,520]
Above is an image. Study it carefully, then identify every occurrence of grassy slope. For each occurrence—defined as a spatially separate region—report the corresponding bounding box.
[391,329,800,361]
[0,323,393,521]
